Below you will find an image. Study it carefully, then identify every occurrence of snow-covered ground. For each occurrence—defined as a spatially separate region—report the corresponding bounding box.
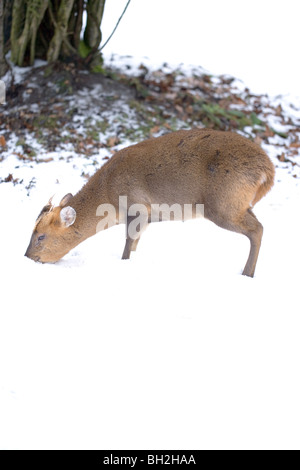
[1,128,300,450]
[101,0,300,98]
[1,1,300,451]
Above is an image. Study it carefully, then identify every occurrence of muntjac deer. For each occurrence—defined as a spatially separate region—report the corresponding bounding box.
[25,129,275,277]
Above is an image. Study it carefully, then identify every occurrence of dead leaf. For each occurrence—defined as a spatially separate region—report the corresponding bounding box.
[0,135,6,147]
[254,136,263,146]
[262,126,275,138]
[38,157,54,163]
[106,136,120,147]
[13,152,28,160]
[150,126,160,134]
[175,105,184,114]
[275,104,282,116]
[4,174,13,182]
[289,141,300,148]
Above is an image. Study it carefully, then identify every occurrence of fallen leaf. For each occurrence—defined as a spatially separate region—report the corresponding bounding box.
[38,157,54,163]
[150,126,160,134]
[254,136,262,146]
[4,173,13,182]
[289,141,300,148]
[0,135,6,147]
[106,136,120,147]
[275,104,282,116]
[175,105,184,114]
[13,152,28,160]
[262,126,275,138]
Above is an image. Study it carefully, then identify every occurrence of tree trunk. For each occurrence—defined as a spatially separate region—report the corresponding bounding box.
[0,0,8,77]
[68,0,84,50]
[84,0,106,49]
[11,0,49,66]
[3,0,13,45]
[47,0,76,62]
[8,0,111,68]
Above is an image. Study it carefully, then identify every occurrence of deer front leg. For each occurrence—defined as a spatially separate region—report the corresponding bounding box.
[121,214,148,259]
[122,237,136,260]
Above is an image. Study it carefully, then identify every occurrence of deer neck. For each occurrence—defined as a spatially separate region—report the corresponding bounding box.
[69,169,116,243]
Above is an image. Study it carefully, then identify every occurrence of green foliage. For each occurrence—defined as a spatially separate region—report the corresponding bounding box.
[195,102,252,130]
[128,78,149,98]
[250,112,264,126]
[79,40,92,59]
[91,64,105,73]
[270,128,288,139]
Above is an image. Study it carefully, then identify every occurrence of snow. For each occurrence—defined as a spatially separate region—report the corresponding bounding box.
[101,0,300,98]
[1,151,300,450]
[3,0,300,100]
[1,0,300,451]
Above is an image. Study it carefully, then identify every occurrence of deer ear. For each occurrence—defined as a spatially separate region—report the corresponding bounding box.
[60,206,76,227]
[60,193,73,207]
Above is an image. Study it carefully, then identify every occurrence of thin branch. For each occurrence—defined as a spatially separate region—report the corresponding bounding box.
[99,0,131,51]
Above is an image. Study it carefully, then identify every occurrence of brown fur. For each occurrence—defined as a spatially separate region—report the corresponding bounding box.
[25,129,275,276]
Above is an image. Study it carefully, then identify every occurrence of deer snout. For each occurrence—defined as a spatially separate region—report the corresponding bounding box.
[24,246,40,262]
[24,236,40,262]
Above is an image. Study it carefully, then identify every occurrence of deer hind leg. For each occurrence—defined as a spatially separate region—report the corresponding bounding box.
[208,207,263,277]
[220,208,263,277]
[240,209,263,277]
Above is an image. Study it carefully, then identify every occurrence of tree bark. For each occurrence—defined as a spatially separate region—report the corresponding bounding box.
[68,0,84,50]
[4,0,13,45]
[47,0,76,62]
[84,0,106,49]
[0,0,8,77]
[11,0,49,66]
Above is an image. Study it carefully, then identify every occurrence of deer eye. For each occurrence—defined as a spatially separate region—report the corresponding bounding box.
[38,235,46,241]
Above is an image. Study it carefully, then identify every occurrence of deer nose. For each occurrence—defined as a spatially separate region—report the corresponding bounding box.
[25,248,40,262]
